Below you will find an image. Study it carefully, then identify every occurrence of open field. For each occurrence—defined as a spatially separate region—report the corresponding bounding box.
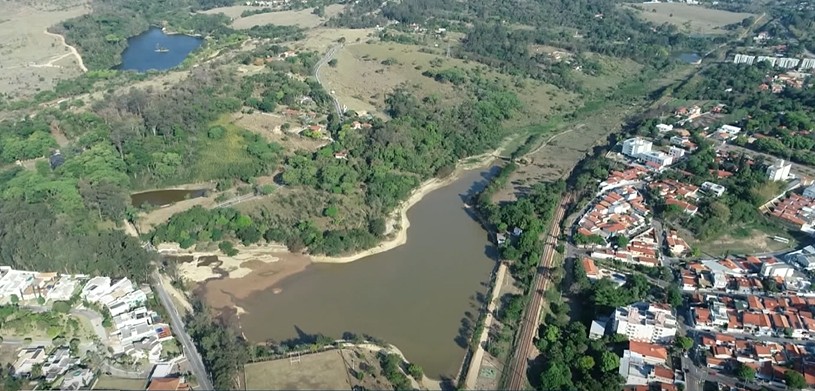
[244,349,352,390]
[318,40,575,118]
[93,375,147,390]
[235,186,368,231]
[202,4,344,29]
[231,112,330,152]
[695,229,796,257]
[626,3,755,35]
[0,0,90,98]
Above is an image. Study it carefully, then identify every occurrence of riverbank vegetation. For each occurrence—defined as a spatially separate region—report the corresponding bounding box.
[187,300,248,390]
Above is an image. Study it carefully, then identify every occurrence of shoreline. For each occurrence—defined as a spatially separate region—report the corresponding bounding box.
[311,152,498,264]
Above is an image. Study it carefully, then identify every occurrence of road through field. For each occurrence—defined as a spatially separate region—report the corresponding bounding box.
[43,29,87,72]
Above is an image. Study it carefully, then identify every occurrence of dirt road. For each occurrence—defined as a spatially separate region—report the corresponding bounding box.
[43,30,87,72]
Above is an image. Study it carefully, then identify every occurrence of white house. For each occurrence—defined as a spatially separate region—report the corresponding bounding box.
[11,347,47,377]
[656,124,674,133]
[767,159,792,182]
[80,276,111,303]
[701,182,726,197]
[718,124,742,136]
[760,262,795,279]
[622,138,653,158]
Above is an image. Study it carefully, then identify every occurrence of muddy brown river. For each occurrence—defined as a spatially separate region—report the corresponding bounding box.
[233,167,499,379]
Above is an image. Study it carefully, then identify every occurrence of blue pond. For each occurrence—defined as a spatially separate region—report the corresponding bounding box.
[119,27,203,72]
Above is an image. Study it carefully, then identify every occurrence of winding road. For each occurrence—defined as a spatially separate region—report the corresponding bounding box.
[314,43,344,117]
[43,30,87,73]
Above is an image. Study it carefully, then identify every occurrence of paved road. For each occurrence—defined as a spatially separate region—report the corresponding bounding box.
[503,194,571,390]
[152,271,213,390]
[314,44,344,117]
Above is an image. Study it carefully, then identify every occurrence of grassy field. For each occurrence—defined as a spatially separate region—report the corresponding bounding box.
[192,115,260,181]
[244,349,352,390]
[202,4,344,29]
[695,229,796,257]
[0,0,90,98]
[318,40,576,119]
[626,3,755,35]
[93,375,147,390]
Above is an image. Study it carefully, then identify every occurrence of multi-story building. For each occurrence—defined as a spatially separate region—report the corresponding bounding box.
[639,151,674,169]
[612,302,678,343]
[767,159,792,182]
[622,138,653,158]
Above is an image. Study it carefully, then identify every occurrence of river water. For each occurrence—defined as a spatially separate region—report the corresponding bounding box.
[233,167,499,379]
[119,27,203,72]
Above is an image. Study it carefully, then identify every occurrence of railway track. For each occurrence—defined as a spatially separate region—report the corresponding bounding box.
[503,193,571,390]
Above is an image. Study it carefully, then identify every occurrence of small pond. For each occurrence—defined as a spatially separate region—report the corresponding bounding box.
[119,27,203,72]
[131,189,208,207]
[678,52,702,64]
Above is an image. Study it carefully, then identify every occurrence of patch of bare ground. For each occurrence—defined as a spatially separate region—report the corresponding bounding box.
[202,4,343,29]
[231,111,330,151]
[0,0,90,98]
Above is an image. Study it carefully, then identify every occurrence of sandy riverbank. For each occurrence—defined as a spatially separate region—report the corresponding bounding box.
[311,152,498,264]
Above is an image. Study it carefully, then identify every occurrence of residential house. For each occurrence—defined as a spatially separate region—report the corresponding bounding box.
[11,347,47,377]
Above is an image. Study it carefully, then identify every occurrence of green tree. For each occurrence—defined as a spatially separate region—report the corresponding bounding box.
[735,362,755,381]
[576,356,595,371]
[675,336,693,351]
[10,294,19,305]
[667,284,683,307]
[540,361,572,391]
[328,59,338,67]
[407,363,423,380]
[599,350,620,372]
[613,235,629,248]
[785,370,807,390]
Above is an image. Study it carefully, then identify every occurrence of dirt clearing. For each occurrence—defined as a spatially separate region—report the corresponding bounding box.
[626,3,755,35]
[244,349,352,390]
[203,4,344,29]
[231,112,330,152]
[0,0,90,98]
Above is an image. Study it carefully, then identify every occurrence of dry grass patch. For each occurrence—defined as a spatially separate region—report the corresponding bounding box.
[93,375,147,390]
[626,3,755,35]
[206,4,344,29]
[317,42,490,116]
[244,349,352,390]
[572,55,644,93]
[0,0,90,98]
[231,112,330,152]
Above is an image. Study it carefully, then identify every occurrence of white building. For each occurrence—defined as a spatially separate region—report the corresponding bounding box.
[760,262,795,279]
[777,57,800,69]
[622,137,653,158]
[639,151,674,168]
[804,184,815,199]
[656,124,673,133]
[701,182,726,197]
[734,54,755,65]
[612,302,677,343]
[718,124,742,136]
[12,347,47,377]
[0,267,37,304]
[80,276,111,303]
[787,245,815,271]
[767,159,792,182]
[801,58,815,71]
